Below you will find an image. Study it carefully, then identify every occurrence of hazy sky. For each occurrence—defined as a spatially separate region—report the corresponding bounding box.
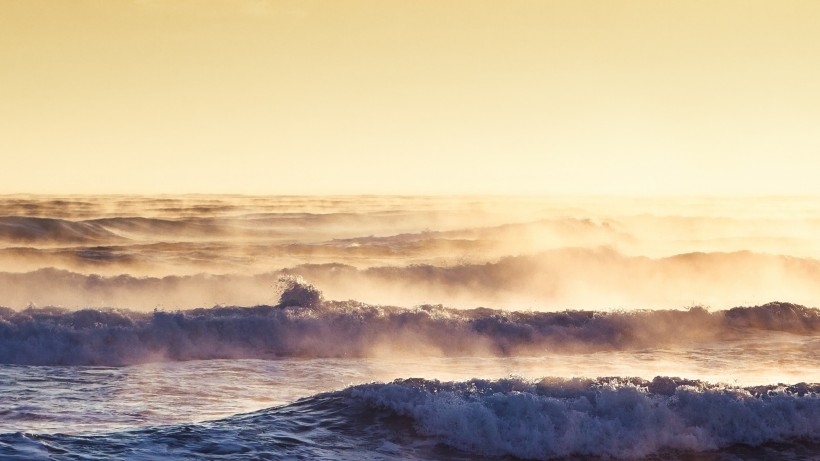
[2,0,819,195]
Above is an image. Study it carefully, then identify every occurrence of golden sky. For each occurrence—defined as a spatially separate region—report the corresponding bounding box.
[2,0,819,195]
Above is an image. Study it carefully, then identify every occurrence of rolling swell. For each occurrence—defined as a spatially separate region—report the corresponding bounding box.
[0,217,122,244]
[0,216,277,244]
[3,377,818,460]
[6,247,820,310]
[0,300,817,366]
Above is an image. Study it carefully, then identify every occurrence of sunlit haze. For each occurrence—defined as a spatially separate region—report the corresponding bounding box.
[2,0,820,195]
[2,4,820,458]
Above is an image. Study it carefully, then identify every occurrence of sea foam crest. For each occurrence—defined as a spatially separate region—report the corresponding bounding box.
[349,377,820,459]
[1,377,817,460]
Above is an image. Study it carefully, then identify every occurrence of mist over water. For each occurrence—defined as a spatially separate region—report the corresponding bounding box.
[1,195,818,460]
[3,195,820,310]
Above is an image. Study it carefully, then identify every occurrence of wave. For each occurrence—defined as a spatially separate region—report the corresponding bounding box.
[0,268,279,311]
[0,202,562,246]
[5,246,820,310]
[0,289,817,365]
[349,377,820,460]
[288,248,820,309]
[0,217,123,244]
[0,216,276,245]
[2,377,818,460]
[281,249,820,309]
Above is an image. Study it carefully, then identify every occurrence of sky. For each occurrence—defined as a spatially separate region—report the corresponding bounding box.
[2,0,820,195]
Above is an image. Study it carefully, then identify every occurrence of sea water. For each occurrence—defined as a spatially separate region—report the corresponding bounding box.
[0,195,817,460]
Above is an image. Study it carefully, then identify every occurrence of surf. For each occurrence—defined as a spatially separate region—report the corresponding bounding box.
[2,377,817,460]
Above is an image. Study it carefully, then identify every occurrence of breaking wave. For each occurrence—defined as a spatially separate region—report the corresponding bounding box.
[0,294,817,365]
[2,377,818,460]
[349,377,820,460]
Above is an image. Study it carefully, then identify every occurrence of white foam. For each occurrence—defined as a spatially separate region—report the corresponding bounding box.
[351,378,820,459]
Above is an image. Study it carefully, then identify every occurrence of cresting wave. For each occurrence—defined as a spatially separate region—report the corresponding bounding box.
[0,282,817,365]
[350,377,820,460]
[3,377,818,460]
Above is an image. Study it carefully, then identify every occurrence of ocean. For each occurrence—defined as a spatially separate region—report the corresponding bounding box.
[0,195,817,460]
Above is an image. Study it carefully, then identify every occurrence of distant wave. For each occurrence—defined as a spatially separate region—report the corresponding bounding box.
[280,248,820,309]
[5,246,820,309]
[3,377,818,460]
[0,216,265,244]
[0,268,279,310]
[0,209,551,245]
[0,217,123,244]
[0,299,817,366]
